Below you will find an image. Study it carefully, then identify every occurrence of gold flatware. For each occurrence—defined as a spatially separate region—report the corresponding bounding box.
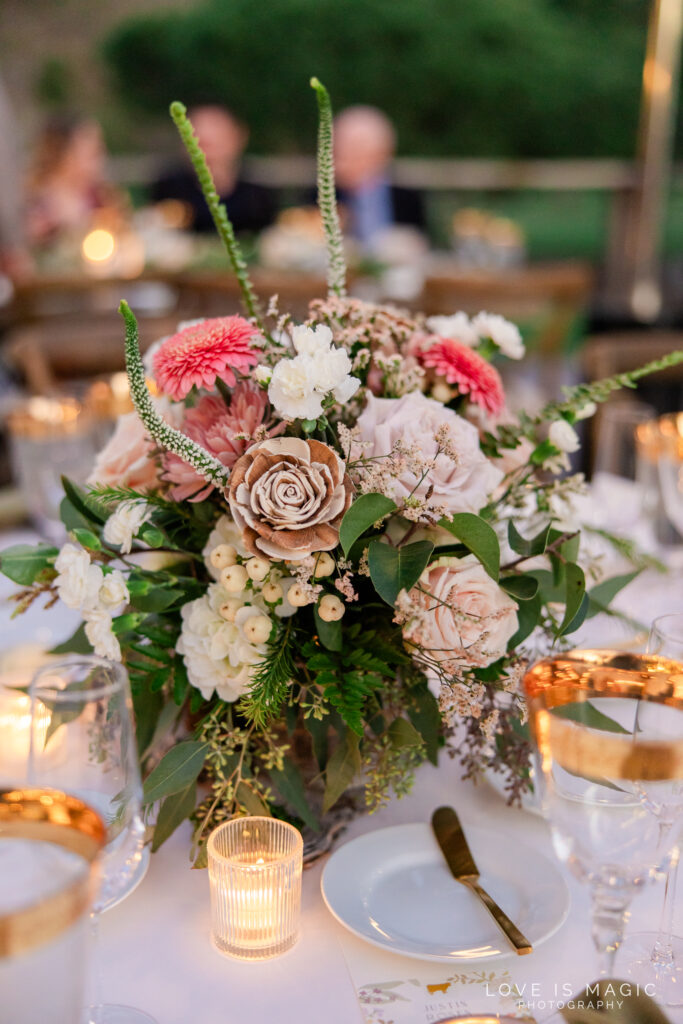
[431,805,533,956]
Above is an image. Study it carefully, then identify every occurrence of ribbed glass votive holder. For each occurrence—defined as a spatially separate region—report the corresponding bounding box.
[208,816,303,960]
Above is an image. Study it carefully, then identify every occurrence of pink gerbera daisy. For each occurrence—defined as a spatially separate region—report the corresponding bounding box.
[153,317,260,400]
[420,337,505,416]
[163,383,285,501]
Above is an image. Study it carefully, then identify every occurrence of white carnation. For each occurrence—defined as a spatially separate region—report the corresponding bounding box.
[425,312,479,347]
[549,418,580,453]
[103,500,153,554]
[252,365,272,385]
[268,325,360,422]
[472,312,525,360]
[176,583,267,703]
[83,609,122,662]
[54,543,103,612]
[98,569,129,611]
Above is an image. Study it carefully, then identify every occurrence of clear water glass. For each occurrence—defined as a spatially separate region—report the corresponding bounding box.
[592,399,657,536]
[617,613,683,1005]
[524,649,683,978]
[28,657,155,1024]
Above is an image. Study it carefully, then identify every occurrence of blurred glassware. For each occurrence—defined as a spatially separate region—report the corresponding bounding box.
[28,657,154,1024]
[524,649,683,978]
[0,788,106,1024]
[592,399,658,538]
[451,207,525,269]
[655,414,683,540]
[7,395,98,542]
[618,613,683,1005]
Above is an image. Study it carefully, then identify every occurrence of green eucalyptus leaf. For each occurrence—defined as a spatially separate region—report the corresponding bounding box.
[60,477,109,525]
[587,570,641,618]
[438,513,499,580]
[235,782,270,817]
[323,730,361,813]
[0,544,58,586]
[130,587,184,614]
[500,575,539,601]
[142,740,208,805]
[304,714,329,770]
[554,701,629,734]
[49,623,92,655]
[557,562,586,635]
[139,525,165,549]
[270,758,320,832]
[507,520,553,558]
[313,604,342,651]
[151,782,197,852]
[368,539,434,606]
[387,716,424,750]
[339,493,396,557]
[60,496,91,532]
[70,528,101,551]
[508,594,542,648]
[407,686,441,765]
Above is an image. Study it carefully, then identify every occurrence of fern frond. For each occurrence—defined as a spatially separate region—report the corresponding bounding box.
[310,77,347,297]
[119,301,230,491]
[169,101,264,328]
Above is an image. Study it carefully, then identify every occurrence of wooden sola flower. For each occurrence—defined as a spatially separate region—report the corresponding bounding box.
[153,316,260,400]
[228,437,353,561]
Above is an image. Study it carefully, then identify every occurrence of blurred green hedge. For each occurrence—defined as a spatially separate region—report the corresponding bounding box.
[102,0,656,157]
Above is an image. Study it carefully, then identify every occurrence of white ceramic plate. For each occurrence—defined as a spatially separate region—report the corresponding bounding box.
[321,823,569,962]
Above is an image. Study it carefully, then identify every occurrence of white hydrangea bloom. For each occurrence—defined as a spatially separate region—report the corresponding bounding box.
[83,609,122,661]
[549,418,580,453]
[103,500,153,554]
[472,311,525,360]
[425,312,479,347]
[268,324,360,422]
[177,583,268,703]
[98,569,129,611]
[54,544,103,612]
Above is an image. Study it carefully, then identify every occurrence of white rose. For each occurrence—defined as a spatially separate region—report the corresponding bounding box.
[83,609,122,662]
[98,569,129,611]
[103,500,153,554]
[472,312,525,360]
[404,554,518,671]
[549,418,580,453]
[425,312,479,347]
[354,392,502,516]
[54,543,103,612]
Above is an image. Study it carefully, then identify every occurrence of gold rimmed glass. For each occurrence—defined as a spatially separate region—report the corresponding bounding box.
[524,649,683,977]
[0,787,106,1024]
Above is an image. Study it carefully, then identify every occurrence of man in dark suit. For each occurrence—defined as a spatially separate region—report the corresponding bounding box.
[152,105,275,234]
[332,106,425,248]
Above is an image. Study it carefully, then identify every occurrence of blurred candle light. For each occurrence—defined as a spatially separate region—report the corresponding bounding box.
[82,227,116,264]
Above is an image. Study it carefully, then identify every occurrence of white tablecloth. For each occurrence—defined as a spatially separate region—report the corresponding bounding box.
[2,530,683,1024]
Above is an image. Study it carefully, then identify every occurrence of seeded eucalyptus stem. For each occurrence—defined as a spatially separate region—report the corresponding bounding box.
[169,101,264,328]
[310,77,347,297]
[119,300,230,491]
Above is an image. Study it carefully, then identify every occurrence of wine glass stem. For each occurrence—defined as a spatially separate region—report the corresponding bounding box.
[591,884,631,977]
[652,857,680,969]
[89,910,104,1018]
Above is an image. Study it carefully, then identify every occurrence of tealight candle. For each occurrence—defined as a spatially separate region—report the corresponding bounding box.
[208,816,303,960]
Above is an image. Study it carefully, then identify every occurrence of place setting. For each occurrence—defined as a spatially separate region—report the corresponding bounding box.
[1,8,683,1022]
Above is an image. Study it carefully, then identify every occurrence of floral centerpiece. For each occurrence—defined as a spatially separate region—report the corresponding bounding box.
[3,81,681,864]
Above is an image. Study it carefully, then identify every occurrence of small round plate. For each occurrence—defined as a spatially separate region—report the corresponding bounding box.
[100,847,150,914]
[321,823,569,962]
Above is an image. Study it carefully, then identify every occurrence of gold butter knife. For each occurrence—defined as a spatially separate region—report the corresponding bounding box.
[431,805,533,956]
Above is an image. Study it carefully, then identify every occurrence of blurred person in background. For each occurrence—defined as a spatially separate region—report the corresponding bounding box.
[152,104,275,234]
[25,116,125,246]
[0,77,31,280]
[332,105,425,248]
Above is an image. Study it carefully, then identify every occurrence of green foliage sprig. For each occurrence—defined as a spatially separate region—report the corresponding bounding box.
[239,619,297,726]
[542,349,683,420]
[169,100,264,328]
[119,300,230,491]
[310,77,347,297]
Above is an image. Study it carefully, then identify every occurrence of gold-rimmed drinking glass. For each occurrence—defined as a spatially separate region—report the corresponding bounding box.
[524,649,683,977]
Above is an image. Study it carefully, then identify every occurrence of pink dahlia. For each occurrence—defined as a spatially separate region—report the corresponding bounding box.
[163,383,284,501]
[420,337,505,416]
[153,317,260,400]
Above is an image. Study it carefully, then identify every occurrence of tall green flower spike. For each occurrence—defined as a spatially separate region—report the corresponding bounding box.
[169,101,264,329]
[119,300,230,491]
[310,77,347,297]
